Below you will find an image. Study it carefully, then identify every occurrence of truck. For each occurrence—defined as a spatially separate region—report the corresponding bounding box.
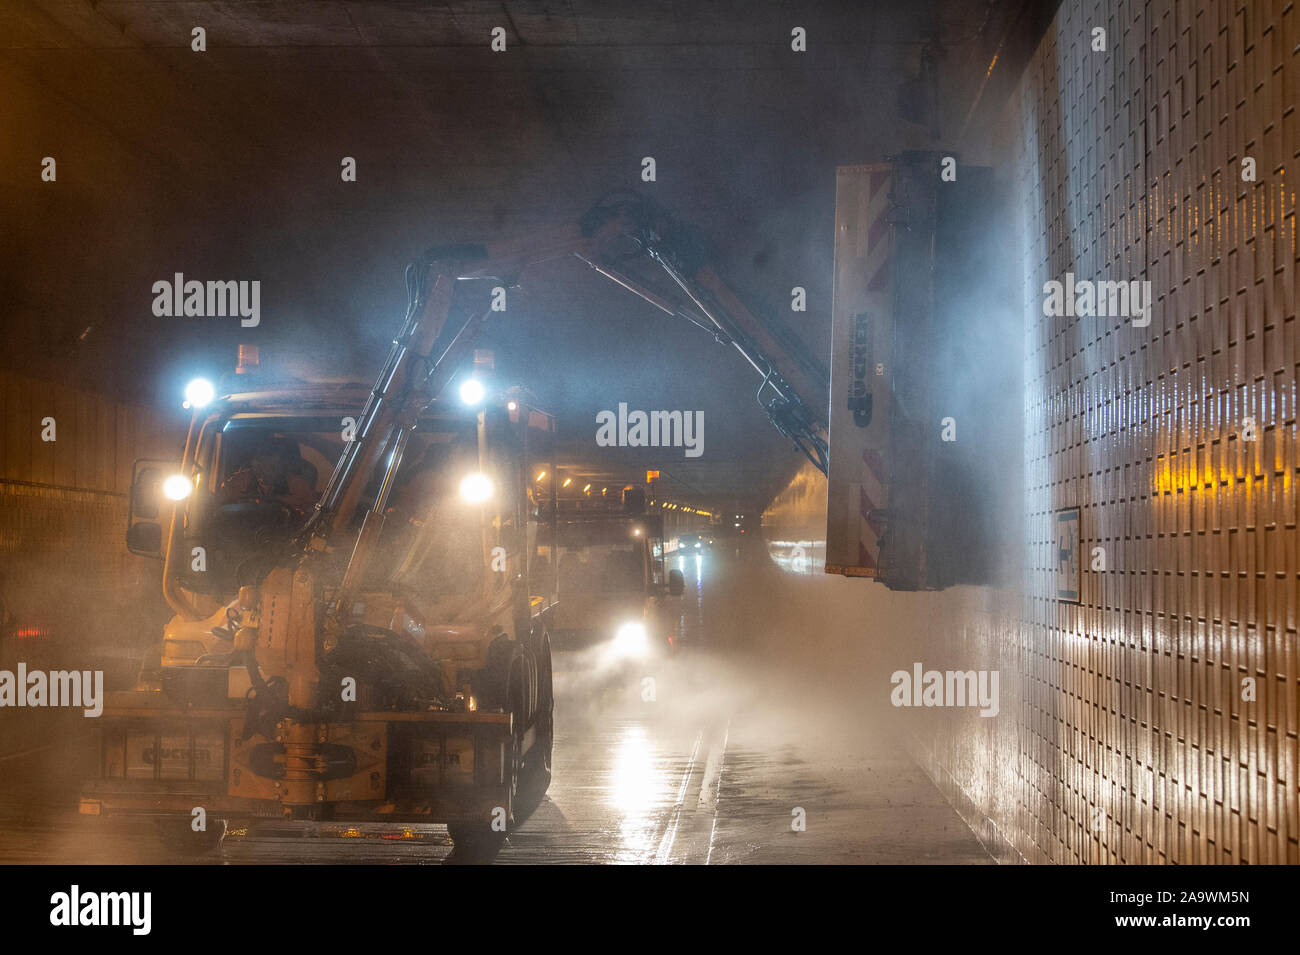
[79,187,844,858]
[83,281,561,856]
[545,488,683,658]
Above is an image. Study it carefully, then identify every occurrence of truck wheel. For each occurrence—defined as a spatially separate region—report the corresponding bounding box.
[155,816,226,856]
[505,660,525,817]
[445,821,506,862]
[523,641,553,793]
[446,672,522,863]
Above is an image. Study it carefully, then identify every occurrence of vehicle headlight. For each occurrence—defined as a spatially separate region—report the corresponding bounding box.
[458,378,486,406]
[459,472,493,503]
[162,474,194,501]
[184,378,215,409]
[612,621,648,658]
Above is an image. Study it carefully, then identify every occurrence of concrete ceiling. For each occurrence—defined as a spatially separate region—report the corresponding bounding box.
[0,0,1048,508]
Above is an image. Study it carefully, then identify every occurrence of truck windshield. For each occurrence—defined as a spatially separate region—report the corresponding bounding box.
[376,432,485,600]
[186,413,485,600]
[214,421,342,511]
[181,418,347,593]
[558,542,645,595]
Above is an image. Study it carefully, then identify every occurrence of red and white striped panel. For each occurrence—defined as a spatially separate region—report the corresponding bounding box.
[825,164,893,578]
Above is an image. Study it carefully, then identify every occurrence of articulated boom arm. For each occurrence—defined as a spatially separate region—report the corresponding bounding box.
[299,192,832,620]
[459,191,831,473]
[296,257,499,627]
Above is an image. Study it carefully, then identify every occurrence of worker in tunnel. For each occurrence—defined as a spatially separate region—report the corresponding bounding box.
[217,434,319,514]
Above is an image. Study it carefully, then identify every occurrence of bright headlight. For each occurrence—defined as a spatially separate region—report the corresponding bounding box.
[459,472,493,503]
[162,474,193,501]
[184,378,215,409]
[612,621,648,658]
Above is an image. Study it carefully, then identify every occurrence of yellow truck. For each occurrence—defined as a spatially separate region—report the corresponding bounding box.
[82,260,560,856]
[80,187,840,856]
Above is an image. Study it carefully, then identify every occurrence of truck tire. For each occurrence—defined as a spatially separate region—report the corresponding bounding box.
[446,665,525,863]
[522,638,553,795]
[505,657,525,818]
[445,821,506,862]
[155,816,226,856]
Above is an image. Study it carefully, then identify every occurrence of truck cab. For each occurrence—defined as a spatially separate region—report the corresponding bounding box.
[543,490,684,658]
[90,373,559,854]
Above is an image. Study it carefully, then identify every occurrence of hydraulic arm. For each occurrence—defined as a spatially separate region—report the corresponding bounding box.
[456,191,831,474]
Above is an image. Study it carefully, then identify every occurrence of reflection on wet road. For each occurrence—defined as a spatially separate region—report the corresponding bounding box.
[0,550,991,864]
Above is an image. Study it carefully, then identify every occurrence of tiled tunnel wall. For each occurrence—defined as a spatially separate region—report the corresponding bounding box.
[0,371,179,662]
[917,0,1298,864]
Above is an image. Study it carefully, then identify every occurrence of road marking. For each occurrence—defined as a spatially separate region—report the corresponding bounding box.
[652,729,702,864]
[702,722,729,865]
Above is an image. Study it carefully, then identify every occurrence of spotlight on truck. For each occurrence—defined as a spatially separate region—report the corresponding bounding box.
[183,378,215,409]
[162,474,194,501]
[459,472,493,503]
[458,378,486,406]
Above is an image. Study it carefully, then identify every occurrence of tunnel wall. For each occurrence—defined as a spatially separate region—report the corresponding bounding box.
[913,0,1298,864]
[0,371,179,659]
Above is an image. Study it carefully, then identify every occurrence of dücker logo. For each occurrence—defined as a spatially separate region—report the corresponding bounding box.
[847,312,873,427]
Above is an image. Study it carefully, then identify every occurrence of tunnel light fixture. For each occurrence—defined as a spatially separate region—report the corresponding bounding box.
[458,378,486,406]
[507,400,518,411]
[562,478,572,488]
[459,472,493,503]
[583,483,591,494]
[183,378,215,410]
[163,473,194,501]
[535,470,547,482]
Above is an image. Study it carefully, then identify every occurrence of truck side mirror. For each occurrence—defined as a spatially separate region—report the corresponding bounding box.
[127,458,174,559]
[667,569,684,596]
[126,522,162,556]
[131,465,163,520]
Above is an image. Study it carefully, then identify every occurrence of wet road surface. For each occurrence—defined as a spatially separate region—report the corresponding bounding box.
[0,551,992,864]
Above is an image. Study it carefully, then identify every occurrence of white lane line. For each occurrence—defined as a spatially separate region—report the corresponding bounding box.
[703,722,729,866]
[652,729,703,865]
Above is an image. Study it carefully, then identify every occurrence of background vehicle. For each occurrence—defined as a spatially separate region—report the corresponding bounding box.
[545,488,684,658]
[673,533,708,555]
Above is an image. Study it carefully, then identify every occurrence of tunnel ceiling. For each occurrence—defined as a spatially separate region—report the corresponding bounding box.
[1,0,1044,507]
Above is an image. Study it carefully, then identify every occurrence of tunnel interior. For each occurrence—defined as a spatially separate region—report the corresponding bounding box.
[0,0,1295,878]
